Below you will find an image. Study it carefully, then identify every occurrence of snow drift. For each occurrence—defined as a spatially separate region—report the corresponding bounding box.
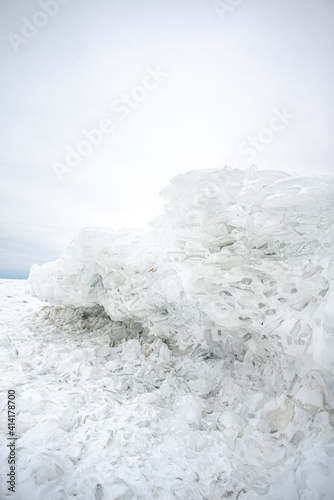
[29,166,334,375]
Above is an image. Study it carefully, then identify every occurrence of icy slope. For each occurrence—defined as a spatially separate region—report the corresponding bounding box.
[1,278,334,499]
[30,166,334,374]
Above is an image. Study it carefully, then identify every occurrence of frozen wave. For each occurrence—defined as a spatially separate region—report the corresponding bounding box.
[30,166,334,374]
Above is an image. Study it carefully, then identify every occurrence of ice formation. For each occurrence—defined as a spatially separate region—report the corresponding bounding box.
[25,166,334,498]
[30,166,334,374]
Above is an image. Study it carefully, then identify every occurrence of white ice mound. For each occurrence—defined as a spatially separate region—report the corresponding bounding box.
[29,166,334,373]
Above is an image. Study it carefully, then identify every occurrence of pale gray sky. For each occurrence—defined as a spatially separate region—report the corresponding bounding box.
[1,0,333,278]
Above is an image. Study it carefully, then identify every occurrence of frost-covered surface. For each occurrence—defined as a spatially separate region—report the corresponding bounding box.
[30,167,334,373]
[1,167,334,498]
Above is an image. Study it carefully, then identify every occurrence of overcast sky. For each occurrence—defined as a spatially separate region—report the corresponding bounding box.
[1,0,333,278]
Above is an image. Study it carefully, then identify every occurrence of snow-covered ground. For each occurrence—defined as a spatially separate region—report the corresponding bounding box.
[1,167,334,499]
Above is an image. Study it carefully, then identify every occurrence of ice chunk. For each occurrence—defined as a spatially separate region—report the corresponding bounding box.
[217,410,244,437]
[294,387,324,415]
[173,394,202,427]
[259,394,295,433]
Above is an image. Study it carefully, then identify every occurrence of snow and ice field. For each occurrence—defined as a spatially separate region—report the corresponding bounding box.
[1,167,334,499]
